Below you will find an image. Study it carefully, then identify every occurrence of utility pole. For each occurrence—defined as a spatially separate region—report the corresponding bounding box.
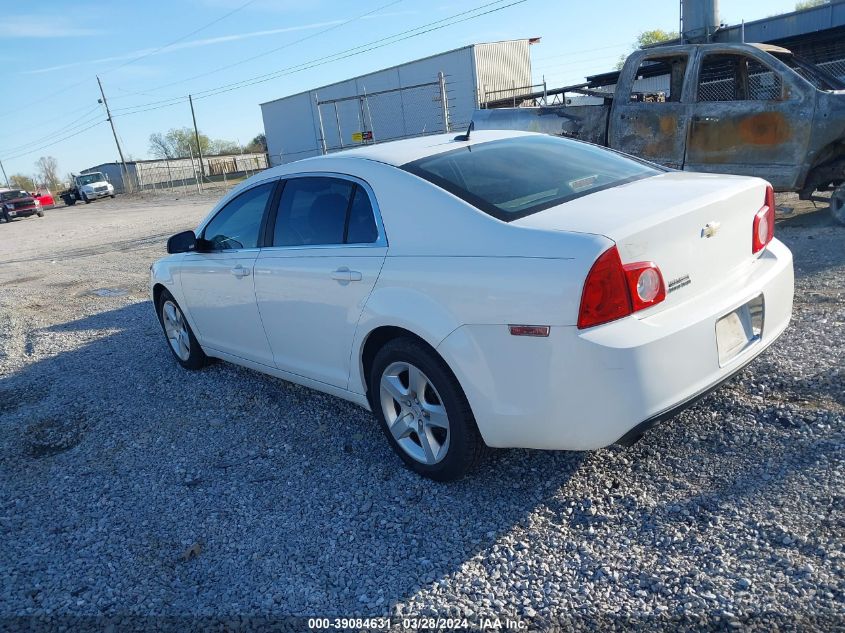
[0,160,9,188]
[188,95,205,179]
[97,75,131,193]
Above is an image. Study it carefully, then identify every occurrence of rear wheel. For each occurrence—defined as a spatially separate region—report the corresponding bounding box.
[831,184,845,226]
[156,290,208,370]
[369,337,487,481]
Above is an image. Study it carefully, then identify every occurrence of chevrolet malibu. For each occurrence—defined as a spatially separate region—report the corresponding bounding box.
[150,130,794,480]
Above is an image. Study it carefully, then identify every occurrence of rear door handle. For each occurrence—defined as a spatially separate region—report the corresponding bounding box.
[331,267,362,282]
[230,265,251,278]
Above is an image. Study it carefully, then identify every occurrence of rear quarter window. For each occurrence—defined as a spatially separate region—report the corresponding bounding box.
[402,135,661,221]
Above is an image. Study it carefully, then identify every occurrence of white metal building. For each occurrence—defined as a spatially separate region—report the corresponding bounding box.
[260,39,537,166]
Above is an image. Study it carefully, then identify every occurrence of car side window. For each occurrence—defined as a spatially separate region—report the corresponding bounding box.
[202,182,274,250]
[272,177,379,246]
[345,185,379,244]
[628,55,689,103]
[698,54,783,102]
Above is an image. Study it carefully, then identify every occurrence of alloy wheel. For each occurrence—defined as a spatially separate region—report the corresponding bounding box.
[379,361,450,465]
[161,300,191,361]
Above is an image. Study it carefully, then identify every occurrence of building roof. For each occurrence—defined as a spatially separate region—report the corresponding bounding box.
[259,39,535,107]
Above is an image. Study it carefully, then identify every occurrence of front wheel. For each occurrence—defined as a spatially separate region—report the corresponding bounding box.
[36,209,44,217]
[156,290,209,370]
[369,337,487,481]
[82,194,90,204]
[831,184,845,226]
[1,209,9,223]
[110,194,115,199]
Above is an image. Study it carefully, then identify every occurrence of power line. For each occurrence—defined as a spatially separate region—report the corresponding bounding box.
[195,0,526,98]
[0,0,259,122]
[108,0,527,117]
[100,0,261,78]
[110,0,406,101]
[3,120,107,162]
[0,106,103,155]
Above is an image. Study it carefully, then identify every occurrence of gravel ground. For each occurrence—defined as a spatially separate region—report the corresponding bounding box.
[0,195,842,631]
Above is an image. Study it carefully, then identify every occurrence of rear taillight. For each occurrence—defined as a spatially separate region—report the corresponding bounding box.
[752,185,775,254]
[577,246,666,329]
[622,261,666,311]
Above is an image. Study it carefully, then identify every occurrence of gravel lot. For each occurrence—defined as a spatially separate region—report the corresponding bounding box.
[0,194,842,630]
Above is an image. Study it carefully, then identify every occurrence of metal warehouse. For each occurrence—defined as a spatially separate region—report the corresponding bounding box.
[260,39,537,166]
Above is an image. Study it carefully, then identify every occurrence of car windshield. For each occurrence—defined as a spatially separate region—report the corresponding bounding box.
[1,190,29,201]
[402,135,662,221]
[771,52,845,91]
[77,173,105,185]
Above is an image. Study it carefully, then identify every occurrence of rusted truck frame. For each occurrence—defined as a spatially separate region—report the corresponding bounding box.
[473,43,845,223]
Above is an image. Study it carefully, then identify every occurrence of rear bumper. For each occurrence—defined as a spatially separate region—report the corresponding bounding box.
[437,239,794,450]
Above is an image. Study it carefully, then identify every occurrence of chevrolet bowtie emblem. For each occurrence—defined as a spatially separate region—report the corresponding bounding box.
[702,221,721,238]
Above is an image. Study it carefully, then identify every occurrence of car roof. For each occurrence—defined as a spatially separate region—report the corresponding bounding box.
[317,129,537,167]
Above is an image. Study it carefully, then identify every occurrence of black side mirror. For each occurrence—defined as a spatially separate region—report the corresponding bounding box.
[167,230,197,254]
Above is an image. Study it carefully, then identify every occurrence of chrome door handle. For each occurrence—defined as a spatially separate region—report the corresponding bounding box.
[331,267,362,282]
[230,265,251,278]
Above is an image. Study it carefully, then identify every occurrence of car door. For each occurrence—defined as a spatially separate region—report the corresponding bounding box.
[684,50,814,190]
[178,180,277,366]
[608,51,693,169]
[254,175,387,388]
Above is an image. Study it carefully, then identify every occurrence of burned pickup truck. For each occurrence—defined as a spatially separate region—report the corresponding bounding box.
[474,43,845,223]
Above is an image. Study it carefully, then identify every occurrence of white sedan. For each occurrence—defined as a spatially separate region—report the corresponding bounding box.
[150,130,794,480]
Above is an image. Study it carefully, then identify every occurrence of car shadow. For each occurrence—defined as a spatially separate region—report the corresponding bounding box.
[1,301,592,617]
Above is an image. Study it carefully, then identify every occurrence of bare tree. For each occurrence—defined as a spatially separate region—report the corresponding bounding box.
[148,133,174,159]
[35,156,61,189]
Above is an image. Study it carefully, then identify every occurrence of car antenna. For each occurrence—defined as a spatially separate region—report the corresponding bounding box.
[454,121,474,142]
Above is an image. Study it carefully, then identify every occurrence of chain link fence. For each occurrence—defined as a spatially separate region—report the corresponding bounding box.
[124,152,268,196]
[315,73,452,154]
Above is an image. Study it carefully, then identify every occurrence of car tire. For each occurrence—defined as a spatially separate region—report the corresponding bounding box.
[831,184,845,226]
[36,209,44,217]
[368,337,487,481]
[156,289,209,370]
[82,193,90,204]
[1,210,9,223]
[110,194,116,199]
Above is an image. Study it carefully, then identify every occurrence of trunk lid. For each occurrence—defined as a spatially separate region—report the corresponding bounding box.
[512,171,769,314]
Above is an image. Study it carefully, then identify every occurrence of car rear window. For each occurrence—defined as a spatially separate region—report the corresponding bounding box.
[402,135,662,221]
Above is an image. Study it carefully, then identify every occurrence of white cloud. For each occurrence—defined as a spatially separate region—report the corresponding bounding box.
[1,16,102,38]
[22,20,348,74]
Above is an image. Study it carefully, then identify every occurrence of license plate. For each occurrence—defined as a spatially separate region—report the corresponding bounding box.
[716,295,764,366]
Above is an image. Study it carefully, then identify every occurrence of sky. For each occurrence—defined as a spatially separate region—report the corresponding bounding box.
[0,0,801,181]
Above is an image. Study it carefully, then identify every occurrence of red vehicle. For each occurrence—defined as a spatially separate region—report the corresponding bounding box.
[1,189,44,223]
[31,188,55,209]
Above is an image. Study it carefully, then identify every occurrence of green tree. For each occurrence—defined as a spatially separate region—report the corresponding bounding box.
[245,133,267,153]
[615,29,680,70]
[208,139,241,155]
[9,174,36,191]
[795,0,827,9]
[148,127,241,158]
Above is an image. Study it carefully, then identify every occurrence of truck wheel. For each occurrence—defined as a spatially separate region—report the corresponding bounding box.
[110,194,116,199]
[831,185,845,226]
[36,209,44,217]
[2,210,9,223]
[82,193,90,204]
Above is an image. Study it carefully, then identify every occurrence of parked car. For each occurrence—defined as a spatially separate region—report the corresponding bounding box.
[1,189,44,223]
[151,130,795,480]
[31,188,55,209]
[474,43,845,224]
